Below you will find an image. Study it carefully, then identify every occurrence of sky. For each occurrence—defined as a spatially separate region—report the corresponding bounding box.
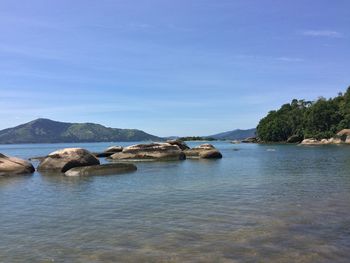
[0,0,349,136]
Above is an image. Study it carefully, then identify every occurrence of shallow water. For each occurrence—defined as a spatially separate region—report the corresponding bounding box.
[1,142,350,262]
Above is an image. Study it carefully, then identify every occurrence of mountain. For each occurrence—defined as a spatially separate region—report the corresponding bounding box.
[208,128,256,140]
[0,118,161,144]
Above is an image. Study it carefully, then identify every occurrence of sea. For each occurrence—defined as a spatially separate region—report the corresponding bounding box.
[1,141,350,262]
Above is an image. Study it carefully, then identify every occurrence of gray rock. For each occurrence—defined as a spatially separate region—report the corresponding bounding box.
[337,129,350,143]
[166,140,190,150]
[94,146,124,158]
[109,143,186,161]
[37,148,100,173]
[184,144,222,159]
[65,163,137,176]
[0,153,35,176]
[199,149,223,159]
[105,146,123,153]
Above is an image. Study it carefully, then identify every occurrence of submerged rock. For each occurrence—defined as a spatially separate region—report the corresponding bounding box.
[109,143,185,161]
[0,153,35,176]
[65,163,137,176]
[37,148,100,173]
[184,144,222,159]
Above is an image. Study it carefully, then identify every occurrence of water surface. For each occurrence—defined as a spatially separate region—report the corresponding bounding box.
[1,142,350,262]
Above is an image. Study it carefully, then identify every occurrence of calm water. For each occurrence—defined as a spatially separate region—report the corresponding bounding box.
[1,142,350,263]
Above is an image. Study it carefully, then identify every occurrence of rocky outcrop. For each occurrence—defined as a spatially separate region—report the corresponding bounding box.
[0,153,35,176]
[199,149,223,159]
[65,163,137,176]
[108,143,186,161]
[166,140,190,150]
[337,129,350,143]
[287,135,303,143]
[300,138,342,145]
[184,144,222,159]
[242,137,258,143]
[37,148,100,173]
[94,146,124,157]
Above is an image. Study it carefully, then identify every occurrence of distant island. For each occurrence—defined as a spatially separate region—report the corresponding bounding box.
[257,86,350,142]
[208,128,256,140]
[0,118,161,144]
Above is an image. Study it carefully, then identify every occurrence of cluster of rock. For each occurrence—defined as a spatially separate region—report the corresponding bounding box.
[107,141,222,161]
[1,141,222,177]
[108,142,186,161]
[300,129,350,145]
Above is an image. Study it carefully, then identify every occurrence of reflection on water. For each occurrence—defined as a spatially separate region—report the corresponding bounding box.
[1,142,350,262]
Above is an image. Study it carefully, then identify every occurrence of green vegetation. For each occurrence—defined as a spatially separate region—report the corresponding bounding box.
[179,136,216,141]
[257,86,350,142]
[0,118,161,144]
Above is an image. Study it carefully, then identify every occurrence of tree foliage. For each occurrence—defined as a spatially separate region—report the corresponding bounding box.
[257,87,350,142]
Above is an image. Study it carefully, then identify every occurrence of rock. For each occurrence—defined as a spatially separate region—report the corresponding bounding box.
[93,152,114,158]
[65,163,137,176]
[199,149,222,159]
[93,146,124,158]
[327,137,342,144]
[242,137,258,143]
[0,153,35,176]
[105,146,123,153]
[287,135,303,143]
[109,143,186,161]
[300,138,324,145]
[336,129,350,143]
[37,148,100,173]
[166,140,190,150]
[184,144,222,159]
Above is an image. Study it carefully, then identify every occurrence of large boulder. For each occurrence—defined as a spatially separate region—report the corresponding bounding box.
[37,148,100,173]
[65,163,137,176]
[199,149,222,159]
[166,140,190,150]
[337,129,350,143]
[0,153,35,176]
[184,144,222,159]
[109,143,186,161]
[94,146,124,158]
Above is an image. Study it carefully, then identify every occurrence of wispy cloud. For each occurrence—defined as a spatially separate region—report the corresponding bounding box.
[301,30,343,38]
[235,54,304,63]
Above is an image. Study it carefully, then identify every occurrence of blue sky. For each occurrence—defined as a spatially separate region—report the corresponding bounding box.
[0,0,349,136]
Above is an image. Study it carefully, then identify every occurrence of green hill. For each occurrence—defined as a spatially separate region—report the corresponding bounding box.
[257,86,350,142]
[0,118,161,144]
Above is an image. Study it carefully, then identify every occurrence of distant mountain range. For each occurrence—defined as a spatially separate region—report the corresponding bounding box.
[0,118,161,144]
[209,128,256,140]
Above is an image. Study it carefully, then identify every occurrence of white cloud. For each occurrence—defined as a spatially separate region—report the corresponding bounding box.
[301,30,343,38]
